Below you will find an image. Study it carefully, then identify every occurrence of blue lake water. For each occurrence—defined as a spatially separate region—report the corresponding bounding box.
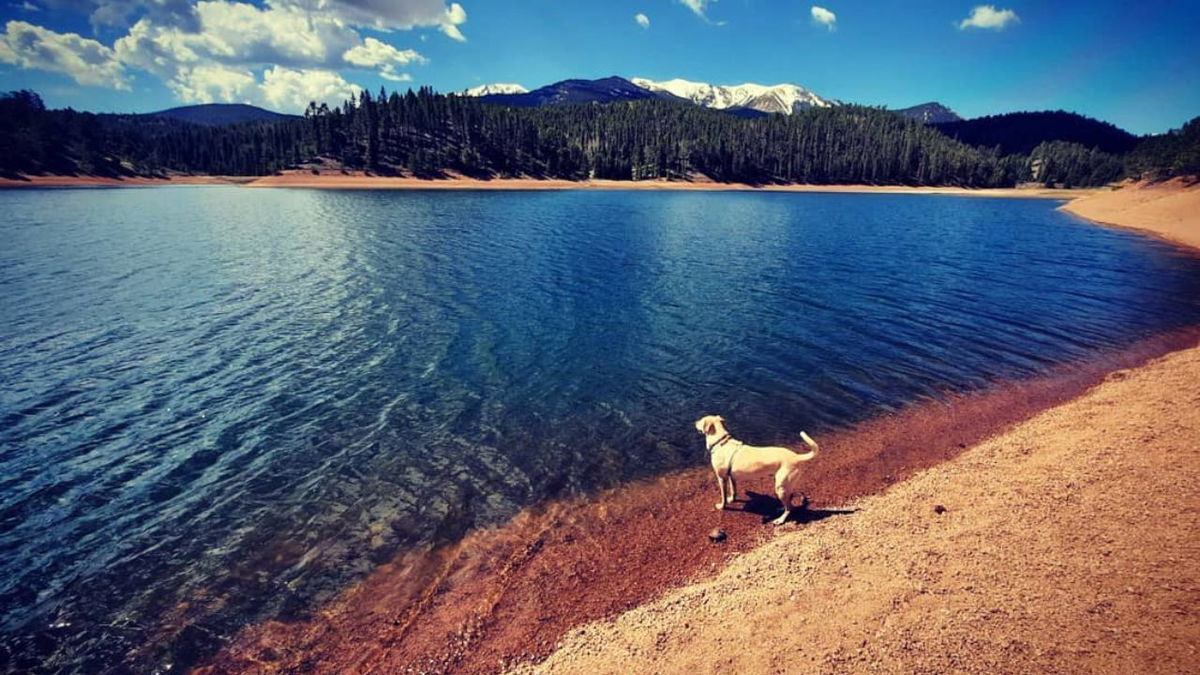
[2,186,1199,672]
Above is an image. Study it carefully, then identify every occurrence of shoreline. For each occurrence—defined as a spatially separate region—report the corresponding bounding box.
[1059,177,1200,251]
[1,172,1095,198]
[194,328,1200,675]
[0,174,254,188]
[525,340,1200,674]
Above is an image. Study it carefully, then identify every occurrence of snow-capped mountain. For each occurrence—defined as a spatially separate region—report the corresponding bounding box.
[461,83,529,97]
[630,77,837,115]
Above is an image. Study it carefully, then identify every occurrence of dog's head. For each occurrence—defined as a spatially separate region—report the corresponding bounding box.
[694,415,726,437]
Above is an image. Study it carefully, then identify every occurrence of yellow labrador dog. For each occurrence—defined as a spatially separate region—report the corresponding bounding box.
[695,415,819,525]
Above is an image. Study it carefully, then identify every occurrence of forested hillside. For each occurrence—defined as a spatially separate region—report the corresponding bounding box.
[1125,117,1200,179]
[2,88,1188,188]
[933,111,1138,155]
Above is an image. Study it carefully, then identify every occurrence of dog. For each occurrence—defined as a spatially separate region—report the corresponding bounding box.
[694,415,819,525]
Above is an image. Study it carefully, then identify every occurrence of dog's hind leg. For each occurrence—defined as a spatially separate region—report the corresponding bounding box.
[771,469,793,525]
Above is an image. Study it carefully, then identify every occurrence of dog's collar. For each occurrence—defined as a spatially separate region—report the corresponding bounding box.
[707,433,732,453]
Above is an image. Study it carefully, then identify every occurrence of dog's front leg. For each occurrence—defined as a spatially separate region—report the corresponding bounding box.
[728,474,738,503]
[714,473,729,510]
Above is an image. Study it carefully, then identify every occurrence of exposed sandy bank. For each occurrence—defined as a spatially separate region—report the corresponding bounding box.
[243,171,1094,198]
[0,175,253,188]
[522,344,1200,675]
[1062,178,1200,250]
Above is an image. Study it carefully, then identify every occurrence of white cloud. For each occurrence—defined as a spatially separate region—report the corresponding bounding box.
[0,20,129,89]
[810,6,836,31]
[958,5,1019,30]
[260,65,361,110]
[678,0,721,24]
[342,36,425,80]
[114,2,364,76]
[440,2,467,41]
[20,2,40,11]
[7,0,461,110]
[168,63,256,103]
[165,63,363,111]
[634,12,649,29]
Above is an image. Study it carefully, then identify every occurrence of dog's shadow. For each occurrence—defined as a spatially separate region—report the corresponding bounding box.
[736,490,857,525]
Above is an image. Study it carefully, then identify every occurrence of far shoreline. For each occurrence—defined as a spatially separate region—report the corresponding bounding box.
[0,171,1097,199]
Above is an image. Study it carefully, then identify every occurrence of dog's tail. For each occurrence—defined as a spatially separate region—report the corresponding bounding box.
[794,430,819,461]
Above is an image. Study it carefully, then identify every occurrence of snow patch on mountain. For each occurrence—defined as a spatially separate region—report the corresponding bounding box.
[630,77,837,114]
[461,83,529,97]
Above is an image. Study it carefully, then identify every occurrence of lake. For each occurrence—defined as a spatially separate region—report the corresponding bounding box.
[2,186,1199,672]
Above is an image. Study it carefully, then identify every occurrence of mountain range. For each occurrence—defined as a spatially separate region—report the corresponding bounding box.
[464,75,962,122]
[629,78,837,114]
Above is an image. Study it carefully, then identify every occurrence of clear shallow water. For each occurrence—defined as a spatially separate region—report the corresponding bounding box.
[2,187,1199,671]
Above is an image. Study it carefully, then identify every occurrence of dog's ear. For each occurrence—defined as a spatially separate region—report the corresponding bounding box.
[703,419,717,436]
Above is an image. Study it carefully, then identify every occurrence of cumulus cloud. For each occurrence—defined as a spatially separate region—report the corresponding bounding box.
[634,12,649,29]
[0,20,129,89]
[810,6,836,31]
[115,3,363,76]
[110,0,435,104]
[168,63,256,103]
[260,66,361,110]
[343,36,425,81]
[958,5,1019,30]
[7,0,465,110]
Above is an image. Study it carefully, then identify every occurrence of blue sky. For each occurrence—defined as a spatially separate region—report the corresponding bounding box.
[1,0,1197,134]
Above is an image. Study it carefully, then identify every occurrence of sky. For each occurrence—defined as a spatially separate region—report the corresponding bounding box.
[0,0,1197,134]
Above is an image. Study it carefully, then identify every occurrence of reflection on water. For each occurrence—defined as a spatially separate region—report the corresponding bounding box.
[1,187,1198,672]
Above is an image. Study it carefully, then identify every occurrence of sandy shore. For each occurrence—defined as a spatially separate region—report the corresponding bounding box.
[523,342,1200,674]
[243,172,1095,198]
[1061,178,1200,250]
[1,170,1094,198]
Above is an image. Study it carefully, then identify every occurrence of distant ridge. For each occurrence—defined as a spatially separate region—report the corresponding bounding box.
[144,103,299,126]
[894,102,962,124]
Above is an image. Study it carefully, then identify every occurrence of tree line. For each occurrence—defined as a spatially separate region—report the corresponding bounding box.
[2,88,1194,187]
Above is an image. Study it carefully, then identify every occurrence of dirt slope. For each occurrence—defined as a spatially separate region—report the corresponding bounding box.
[521,346,1200,674]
